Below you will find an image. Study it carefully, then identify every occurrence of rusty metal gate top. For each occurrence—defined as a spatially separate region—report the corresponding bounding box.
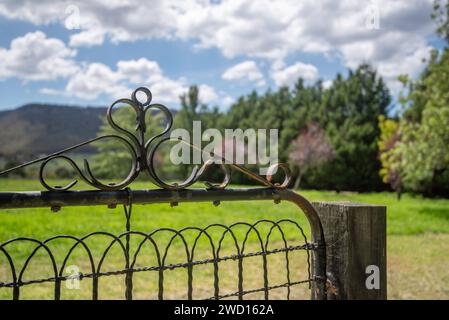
[0,88,326,300]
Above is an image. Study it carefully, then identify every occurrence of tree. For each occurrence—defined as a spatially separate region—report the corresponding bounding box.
[289,123,335,189]
[395,49,449,196]
[1,158,26,178]
[220,87,296,184]
[175,86,200,132]
[385,3,449,197]
[378,115,402,199]
[170,85,224,182]
[432,0,449,42]
[306,65,391,191]
[221,65,390,191]
[281,79,324,161]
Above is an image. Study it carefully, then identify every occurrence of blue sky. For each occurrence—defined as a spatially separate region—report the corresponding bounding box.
[0,0,444,111]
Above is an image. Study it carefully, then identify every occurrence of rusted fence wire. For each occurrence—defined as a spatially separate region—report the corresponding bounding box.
[0,203,319,300]
[0,87,326,300]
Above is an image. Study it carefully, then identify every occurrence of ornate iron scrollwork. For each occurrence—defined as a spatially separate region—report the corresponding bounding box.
[0,87,291,191]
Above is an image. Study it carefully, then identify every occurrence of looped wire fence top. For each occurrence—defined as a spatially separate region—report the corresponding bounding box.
[0,202,320,300]
[0,189,327,300]
[0,87,327,300]
[0,87,292,191]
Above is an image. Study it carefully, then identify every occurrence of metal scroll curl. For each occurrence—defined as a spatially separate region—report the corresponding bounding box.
[0,87,292,191]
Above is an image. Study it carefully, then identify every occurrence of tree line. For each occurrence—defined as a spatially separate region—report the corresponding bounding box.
[378,0,449,198]
[165,1,449,197]
[173,48,448,197]
[172,65,390,192]
[3,1,448,198]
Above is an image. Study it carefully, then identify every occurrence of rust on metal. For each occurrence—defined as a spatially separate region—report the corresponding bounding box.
[0,87,327,300]
[0,87,292,192]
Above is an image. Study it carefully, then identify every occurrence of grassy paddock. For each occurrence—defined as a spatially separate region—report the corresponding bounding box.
[1,179,449,299]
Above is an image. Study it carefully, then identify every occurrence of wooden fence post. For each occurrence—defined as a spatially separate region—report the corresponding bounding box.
[313,201,387,300]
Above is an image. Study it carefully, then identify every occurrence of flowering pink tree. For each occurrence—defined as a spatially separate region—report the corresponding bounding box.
[289,123,335,189]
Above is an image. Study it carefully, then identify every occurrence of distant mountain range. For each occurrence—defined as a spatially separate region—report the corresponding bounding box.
[0,104,107,158]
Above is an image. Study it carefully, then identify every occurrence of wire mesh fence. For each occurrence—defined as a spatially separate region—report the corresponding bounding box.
[0,203,320,300]
[0,87,327,300]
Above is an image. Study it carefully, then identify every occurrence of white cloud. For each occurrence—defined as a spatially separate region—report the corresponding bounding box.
[338,32,432,92]
[64,59,187,102]
[65,62,127,100]
[69,29,105,47]
[222,95,235,107]
[0,31,78,81]
[0,30,225,106]
[322,80,333,90]
[198,84,218,103]
[0,32,192,103]
[117,58,162,84]
[0,0,183,47]
[271,61,318,87]
[0,0,437,93]
[39,87,63,95]
[177,0,297,60]
[41,57,220,105]
[222,60,265,86]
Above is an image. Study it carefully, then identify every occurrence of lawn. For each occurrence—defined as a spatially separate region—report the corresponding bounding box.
[0,179,448,299]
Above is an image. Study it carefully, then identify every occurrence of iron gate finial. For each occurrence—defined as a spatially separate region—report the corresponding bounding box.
[0,87,292,191]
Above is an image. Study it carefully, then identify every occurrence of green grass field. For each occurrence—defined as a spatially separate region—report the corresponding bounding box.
[1,179,448,299]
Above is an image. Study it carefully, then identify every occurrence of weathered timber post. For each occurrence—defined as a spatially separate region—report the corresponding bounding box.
[313,201,387,300]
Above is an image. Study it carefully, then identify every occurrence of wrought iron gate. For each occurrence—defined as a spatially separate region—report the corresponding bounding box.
[0,88,326,300]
